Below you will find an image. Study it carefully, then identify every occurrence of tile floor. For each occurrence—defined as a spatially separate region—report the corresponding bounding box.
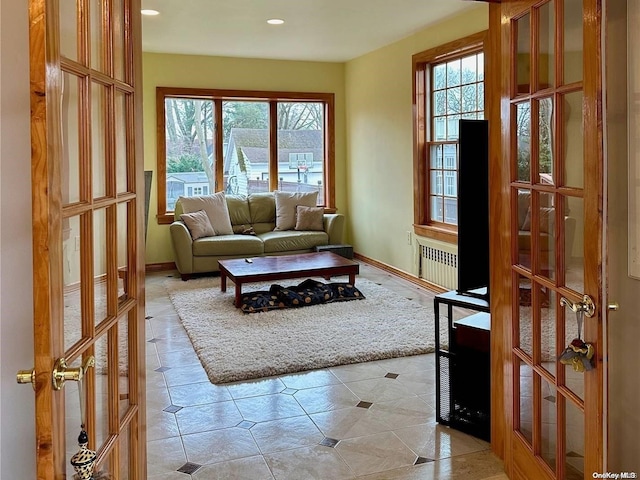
[144,263,507,479]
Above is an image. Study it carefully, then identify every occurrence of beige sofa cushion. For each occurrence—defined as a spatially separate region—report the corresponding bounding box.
[226,195,252,226]
[179,192,234,235]
[294,205,324,231]
[273,190,318,231]
[260,230,328,253]
[180,210,215,240]
[192,235,264,257]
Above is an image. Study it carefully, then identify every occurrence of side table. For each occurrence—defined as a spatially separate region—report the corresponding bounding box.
[434,288,491,441]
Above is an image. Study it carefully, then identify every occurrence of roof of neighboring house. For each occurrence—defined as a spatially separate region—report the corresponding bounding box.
[240,147,324,166]
[224,128,323,171]
[167,172,211,183]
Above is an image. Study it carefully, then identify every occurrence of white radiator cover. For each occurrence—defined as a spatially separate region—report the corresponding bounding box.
[415,237,458,291]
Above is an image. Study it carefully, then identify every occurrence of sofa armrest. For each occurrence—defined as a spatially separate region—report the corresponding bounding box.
[170,221,194,274]
[323,214,345,245]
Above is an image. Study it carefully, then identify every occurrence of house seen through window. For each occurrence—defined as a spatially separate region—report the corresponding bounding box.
[156,88,335,224]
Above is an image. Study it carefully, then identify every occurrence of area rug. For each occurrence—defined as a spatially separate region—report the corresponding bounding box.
[164,276,448,384]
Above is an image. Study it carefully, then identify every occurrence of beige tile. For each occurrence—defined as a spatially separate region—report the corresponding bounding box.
[154,335,197,355]
[294,384,360,414]
[157,348,202,368]
[227,377,286,399]
[163,364,210,387]
[146,370,168,390]
[146,411,181,442]
[335,431,418,476]
[370,396,435,430]
[234,393,307,422]
[250,415,324,454]
[329,362,388,383]
[356,462,437,480]
[393,423,488,459]
[148,472,192,480]
[175,400,243,435]
[344,377,418,403]
[430,451,505,479]
[192,455,275,480]
[169,381,232,406]
[279,369,341,390]
[146,386,172,411]
[146,437,186,476]
[264,445,354,480]
[310,406,390,440]
[182,427,261,465]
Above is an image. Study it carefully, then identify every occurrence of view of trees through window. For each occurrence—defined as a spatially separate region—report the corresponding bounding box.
[428,51,484,226]
[163,95,327,212]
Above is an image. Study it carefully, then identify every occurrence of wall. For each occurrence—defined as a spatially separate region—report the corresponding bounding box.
[0,0,37,478]
[608,0,640,471]
[344,5,488,274]
[143,53,346,265]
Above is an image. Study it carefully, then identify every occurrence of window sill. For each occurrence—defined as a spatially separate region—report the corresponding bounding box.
[157,214,174,225]
[413,224,458,244]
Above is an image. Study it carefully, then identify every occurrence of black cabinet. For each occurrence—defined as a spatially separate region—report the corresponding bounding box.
[434,289,490,441]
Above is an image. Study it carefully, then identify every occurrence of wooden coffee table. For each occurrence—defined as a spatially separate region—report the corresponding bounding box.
[218,252,359,307]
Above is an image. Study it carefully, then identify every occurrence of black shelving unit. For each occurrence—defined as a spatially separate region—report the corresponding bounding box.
[434,288,491,441]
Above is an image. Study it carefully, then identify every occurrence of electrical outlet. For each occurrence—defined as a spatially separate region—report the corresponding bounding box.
[74,236,81,252]
[406,231,412,245]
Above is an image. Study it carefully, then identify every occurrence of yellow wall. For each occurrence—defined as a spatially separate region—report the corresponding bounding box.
[344,5,488,273]
[143,53,346,264]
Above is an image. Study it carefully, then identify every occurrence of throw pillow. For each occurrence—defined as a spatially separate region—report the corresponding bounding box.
[274,190,318,231]
[178,192,234,236]
[294,205,324,231]
[180,210,215,240]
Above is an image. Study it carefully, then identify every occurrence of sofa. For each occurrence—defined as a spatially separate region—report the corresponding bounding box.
[170,192,345,280]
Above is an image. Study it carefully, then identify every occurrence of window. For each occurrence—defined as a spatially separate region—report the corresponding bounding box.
[412,32,487,240]
[156,88,335,224]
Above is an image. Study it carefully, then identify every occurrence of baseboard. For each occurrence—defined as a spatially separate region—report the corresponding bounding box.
[354,252,447,294]
[145,262,176,272]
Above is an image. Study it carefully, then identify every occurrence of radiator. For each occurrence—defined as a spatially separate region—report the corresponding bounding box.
[416,237,458,291]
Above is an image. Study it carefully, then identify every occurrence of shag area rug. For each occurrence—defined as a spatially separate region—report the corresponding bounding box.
[164,276,447,384]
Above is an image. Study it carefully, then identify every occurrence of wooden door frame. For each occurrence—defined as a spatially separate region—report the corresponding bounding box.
[28,0,146,477]
[488,0,605,476]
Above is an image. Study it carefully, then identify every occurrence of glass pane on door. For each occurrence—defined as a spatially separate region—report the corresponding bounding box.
[563,195,584,293]
[59,1,78,61]
[563,0,583,85]
[92,82,108,199]
[565,399,585,478]
[64,215,83,350]
[94,208,108,325]
[539,2,555,88]
[518,360,533,445]
[541,379,557,473]
[561,91,584,188]
[538,97,554,185]
[516,13,531,94]
[540,289,557,376]
[516,102,531,182]
[62,72,82,205]
[90,0,104,71]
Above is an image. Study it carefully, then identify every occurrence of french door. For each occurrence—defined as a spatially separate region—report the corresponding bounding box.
[494,0,605,478]
[27,0,146,477]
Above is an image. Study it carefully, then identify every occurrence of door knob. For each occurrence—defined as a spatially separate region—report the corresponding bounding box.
[560,294,595,318]
[16,369,36,390]
[52,356,95,391]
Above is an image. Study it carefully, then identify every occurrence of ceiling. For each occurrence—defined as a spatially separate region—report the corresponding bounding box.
[141,0,482,63]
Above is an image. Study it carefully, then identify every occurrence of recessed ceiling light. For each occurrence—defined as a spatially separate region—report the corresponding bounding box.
[267,18,284,25]
[141,9,160,16]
